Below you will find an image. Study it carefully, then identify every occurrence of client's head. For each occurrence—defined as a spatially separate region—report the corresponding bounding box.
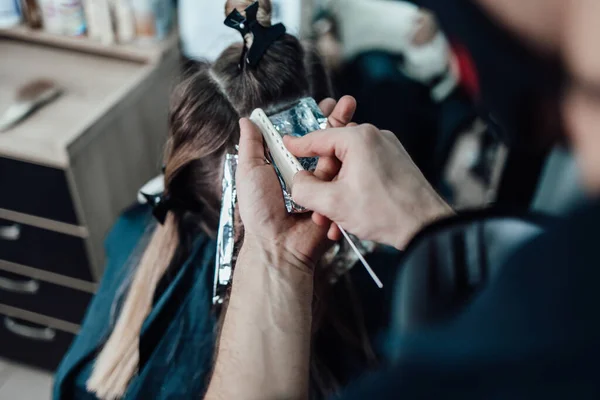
[164,3,330,236]
[88,1,331,398]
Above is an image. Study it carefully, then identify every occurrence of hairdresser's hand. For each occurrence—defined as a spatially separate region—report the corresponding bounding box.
[236,117,329,267]
[236,97,357,266]
[285,124,454,250]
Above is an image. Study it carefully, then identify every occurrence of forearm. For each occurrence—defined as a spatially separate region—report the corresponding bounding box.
[205,237,314,400]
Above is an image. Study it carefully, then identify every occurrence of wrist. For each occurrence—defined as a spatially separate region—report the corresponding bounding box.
[231,234,315,319]
[389,190,454,250]
[240,234,316,276]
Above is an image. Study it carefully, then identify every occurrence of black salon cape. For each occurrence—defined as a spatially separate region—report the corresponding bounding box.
[53,206,219,399]
[336,200,600,399]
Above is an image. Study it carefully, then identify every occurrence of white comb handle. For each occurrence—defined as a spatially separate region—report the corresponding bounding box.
[250,108,304,190]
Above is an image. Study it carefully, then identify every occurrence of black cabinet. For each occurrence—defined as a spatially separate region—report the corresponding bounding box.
[0,157,79,225]
[0,218,93,282]
[0,270,92,324]
[0,313,76,371]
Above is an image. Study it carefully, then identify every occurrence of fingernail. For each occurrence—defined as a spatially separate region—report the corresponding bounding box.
[238,118,247,134]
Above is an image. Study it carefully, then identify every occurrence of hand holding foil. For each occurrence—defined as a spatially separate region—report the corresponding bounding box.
[284,119,454,250]
[214,97,364,304]
[236,118,331,264]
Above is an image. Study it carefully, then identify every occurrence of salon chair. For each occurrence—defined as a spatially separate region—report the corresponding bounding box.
[530,146,587,217]
[385,210,551,362]
[386,144,585,359]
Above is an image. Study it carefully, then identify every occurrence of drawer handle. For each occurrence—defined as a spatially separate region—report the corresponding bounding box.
[4,317,56,342]
[0,276,40,294]
[0,224,21,241]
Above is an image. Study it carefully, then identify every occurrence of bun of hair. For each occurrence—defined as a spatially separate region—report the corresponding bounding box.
[225,0,272,27]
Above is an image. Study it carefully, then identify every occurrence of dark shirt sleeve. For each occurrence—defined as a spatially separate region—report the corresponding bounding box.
[337,204,600,399]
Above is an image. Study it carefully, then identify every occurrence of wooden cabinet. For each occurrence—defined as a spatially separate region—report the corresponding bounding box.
[0,38,178,370]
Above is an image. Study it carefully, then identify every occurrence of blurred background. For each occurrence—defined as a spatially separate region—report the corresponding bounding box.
[0,0,584,398]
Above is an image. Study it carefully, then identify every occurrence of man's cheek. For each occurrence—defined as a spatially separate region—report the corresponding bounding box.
[563,89,600,193]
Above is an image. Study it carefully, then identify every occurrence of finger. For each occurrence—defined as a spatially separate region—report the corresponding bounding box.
[314,97,356,181]
[284,126,356,160]
[319,98,337,117]
[312,212,330,227]
[313,156,341,181]
[381,129,396,139]
[292,171,340,217]
[347,122,358,127]
[238,118,266,167]
[327,95,357,128]
[327,223,342,242]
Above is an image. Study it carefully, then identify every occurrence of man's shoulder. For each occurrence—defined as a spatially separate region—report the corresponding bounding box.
[339,201,600,399]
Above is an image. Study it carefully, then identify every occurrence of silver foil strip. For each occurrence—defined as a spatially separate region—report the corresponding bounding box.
[267,97,328,213]
[322,234,377,284]
[213,154,238,305]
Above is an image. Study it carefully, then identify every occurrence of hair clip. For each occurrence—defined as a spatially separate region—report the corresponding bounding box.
[141,192,171,225]
[141,191,205,225]
[224,1,286,67]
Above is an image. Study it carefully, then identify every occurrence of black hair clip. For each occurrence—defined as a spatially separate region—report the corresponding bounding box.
[224,1,286,67]
[141,191,205,225]
[141,192,172,225]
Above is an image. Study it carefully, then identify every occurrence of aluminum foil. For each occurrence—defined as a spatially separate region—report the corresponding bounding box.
[213,154,238,305]
[268,97,377,281]
[322,235,377,284]
[267,97,328,213]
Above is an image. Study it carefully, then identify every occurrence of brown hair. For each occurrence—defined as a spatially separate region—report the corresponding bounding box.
[88,1,367,398]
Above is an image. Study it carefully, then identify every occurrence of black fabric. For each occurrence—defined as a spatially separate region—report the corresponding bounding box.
[393,211,551,337]
[140,237,213,369]
[337,201,600,399]
[335,51,474,184]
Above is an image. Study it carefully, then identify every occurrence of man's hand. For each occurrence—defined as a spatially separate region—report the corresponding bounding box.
[285,123,454,250]
[236,96,357,264]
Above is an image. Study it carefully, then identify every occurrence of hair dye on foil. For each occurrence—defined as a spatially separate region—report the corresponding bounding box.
[213,154,238,306]
[267,97,328,213]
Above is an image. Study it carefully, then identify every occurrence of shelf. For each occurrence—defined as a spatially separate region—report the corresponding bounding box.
[0,25,178,64]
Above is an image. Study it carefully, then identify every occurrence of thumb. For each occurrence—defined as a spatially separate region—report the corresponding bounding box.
[238,118,266,168]
[292,171,340,220]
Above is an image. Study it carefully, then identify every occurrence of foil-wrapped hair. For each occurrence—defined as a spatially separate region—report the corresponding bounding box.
[213,154,238,306]
[265,97,328,213]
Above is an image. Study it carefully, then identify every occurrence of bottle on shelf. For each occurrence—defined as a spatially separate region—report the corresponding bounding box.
[38,0,86,36]
[113,0,135,43]
[0,0,22,28]
[83,0,114,44]
[21,0,42,28]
